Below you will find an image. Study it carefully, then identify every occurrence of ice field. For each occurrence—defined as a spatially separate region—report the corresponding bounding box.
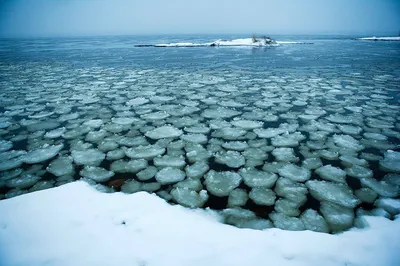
[0,35,399,248]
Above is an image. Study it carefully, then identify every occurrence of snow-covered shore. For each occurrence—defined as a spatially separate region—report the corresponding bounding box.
[358,36,400,41]
[0,181,399,266]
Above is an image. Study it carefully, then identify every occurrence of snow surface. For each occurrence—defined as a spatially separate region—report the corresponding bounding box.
[0,181,400,266]
[358,36,400,41]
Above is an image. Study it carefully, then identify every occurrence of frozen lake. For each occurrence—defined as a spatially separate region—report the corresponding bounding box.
[0,35,399,233]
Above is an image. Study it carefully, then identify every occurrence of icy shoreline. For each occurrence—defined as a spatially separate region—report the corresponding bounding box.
[0,180,399,266]
[357,36,400,41]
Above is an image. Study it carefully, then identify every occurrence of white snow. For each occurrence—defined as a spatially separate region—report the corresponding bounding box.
[0,181,400,265]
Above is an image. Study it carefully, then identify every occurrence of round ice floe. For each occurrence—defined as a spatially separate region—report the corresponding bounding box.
[183,125,210,134]
[136,166,158,181]
[278,164,311,182]
[0,140,13,152]
[23,144,64,164]
[0,151,26,171]
[215,151,245,168]
[0,121,10,129]
[319,150,339,160]
[27,120,61,132]
[249,188,276,206]
[106,149,126,161]
[118,136,148,147]
[235,218,273,230]
[227,188,248,207]
[339,155,368,168]
[354,188,378,203]
[141,182,161,192]
[83,119,103,128]
[121,180,142,193]
[275,198,303,217]
[274,178,308,204]
[300,209,330,233]
[239,168,277,188]
[151,95,176,103]
[320,201,354,232]
[230,120,263,130]
[29,180,54,192]
[86,130,108,143]
[154,155,186,168]
[155,167,185,184]
[0,169,22,183]
[185,161,209,179]
[125,145,165,160]
[359,176,400,198]
[346,165,373,179]
[383,173,400,186]
[180,134,208,144]
[201,107,241,119]
[80,166,114,182]
[363,132,388,141]
[174,178,203,191]
[222,208,257,225]
[221,141,249,151]
[46,156,74,177]
[271,135,299,147]
[375,198,400,216]
[44,127,66,139]
[171,187,208,208]
[272,148,299,162]
[253,128,285,138]
[337,125,362,135]
[71,149,105,166]
[302,157,323,170]
[98,140,119,152]
[315,165,346,183]
[212,127,247,140]
[269,212,305,231]
[306,180,360,208]
[6,174,41,189]
[145,125,183,140]
[333,134,364,151]
[140,111,170,120]
[204,170,242,197]
[126,97,149,106]
[185,144,212,163]
[379,150,400,173]
[325,114,353,124]
[111,117,137,125]
[110,159,148,174]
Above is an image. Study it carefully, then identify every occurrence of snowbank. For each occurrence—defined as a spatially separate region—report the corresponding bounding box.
[0,181,399,266]
[358,36,400,41]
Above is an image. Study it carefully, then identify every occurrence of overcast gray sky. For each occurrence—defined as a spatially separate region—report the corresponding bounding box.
[0,0,399,37]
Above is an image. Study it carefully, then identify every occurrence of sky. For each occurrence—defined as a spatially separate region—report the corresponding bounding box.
[0,0,399,37]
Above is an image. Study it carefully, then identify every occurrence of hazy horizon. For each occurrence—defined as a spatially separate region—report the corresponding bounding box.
[0,0,399,38]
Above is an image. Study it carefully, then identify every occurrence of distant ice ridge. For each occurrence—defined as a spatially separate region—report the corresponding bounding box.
[358,36,400,41]
[137,38,311,47]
